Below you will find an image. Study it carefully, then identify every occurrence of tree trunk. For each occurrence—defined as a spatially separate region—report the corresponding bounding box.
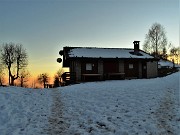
[155,30,158,57]
[8,69,11,85]
[10,74,19,86]
[11,76,15,86]
[20,77,23,87]
[9,73,10,85]
[44,81,46,88]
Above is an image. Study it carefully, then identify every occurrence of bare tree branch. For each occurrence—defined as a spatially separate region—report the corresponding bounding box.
[0,43,28,85]
[143,23,168,58]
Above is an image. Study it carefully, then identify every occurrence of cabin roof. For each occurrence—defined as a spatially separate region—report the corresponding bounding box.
[68,47,154,59]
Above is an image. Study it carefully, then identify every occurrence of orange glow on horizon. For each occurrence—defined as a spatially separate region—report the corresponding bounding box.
[1,67,69,88]
[167,56,180,65]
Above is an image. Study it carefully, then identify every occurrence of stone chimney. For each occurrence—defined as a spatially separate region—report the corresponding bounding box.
[133,41,140,55]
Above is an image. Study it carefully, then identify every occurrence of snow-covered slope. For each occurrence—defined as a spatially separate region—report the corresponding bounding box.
[61,72,180,135]
[0,72,179,135]
[0,87,53,135]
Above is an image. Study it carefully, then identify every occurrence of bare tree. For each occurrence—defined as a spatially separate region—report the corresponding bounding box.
[0,64,5,86]
[143,23,168,57]
[37,73,49,88]
[0,43,28,85]
[19,69,30,87]
[56,68,64,83]
[31,78,37,89]
[170,46,180,65]
[53,75,60,88]
[53,68,64,87]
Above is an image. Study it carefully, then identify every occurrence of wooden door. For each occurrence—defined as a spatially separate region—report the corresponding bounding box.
[142,62,147,78]
[103,60,119,73]
[124,60,139,78]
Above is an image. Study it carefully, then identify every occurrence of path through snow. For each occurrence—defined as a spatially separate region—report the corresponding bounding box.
[155,88,178,135]
[45,89,69,135]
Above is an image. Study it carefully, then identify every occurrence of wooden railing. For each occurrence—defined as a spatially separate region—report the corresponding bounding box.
[61,72,76,85]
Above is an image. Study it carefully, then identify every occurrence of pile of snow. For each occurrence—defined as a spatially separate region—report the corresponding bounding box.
[0,72,179,135]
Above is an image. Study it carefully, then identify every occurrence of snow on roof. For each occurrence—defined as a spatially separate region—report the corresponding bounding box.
[68,48,154,59]
[158,59,180,68]
[158,60,174,67]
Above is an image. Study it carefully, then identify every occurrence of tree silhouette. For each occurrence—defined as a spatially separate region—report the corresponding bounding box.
[56,68,64,83]
[0,64,4,86]
[0,43,28,85]
[53,75,60,88]
[53,68,64,87]
[143,23,168,57]
[19,69,30,87]
[37,73,49,88]
[170,46,180,65]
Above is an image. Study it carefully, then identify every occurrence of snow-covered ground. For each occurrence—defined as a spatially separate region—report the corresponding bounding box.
[0,72,179,135]
[0,87,52,135]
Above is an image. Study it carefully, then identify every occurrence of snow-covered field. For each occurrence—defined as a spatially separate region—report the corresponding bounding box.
[0,72,179,135]
[0,87,52,135]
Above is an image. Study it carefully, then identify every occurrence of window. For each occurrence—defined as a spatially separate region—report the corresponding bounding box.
[129,64,133,69]
[86,63,93,71]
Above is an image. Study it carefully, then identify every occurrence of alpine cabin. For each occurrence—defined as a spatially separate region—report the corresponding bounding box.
[58,41,158,83]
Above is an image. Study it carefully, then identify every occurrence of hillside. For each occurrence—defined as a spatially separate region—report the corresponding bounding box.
[0,72,179,135]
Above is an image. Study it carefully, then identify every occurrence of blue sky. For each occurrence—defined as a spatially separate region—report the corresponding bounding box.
[0,0,179,77]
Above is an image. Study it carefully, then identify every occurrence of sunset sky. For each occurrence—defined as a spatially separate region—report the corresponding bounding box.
[0,0,179,79]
